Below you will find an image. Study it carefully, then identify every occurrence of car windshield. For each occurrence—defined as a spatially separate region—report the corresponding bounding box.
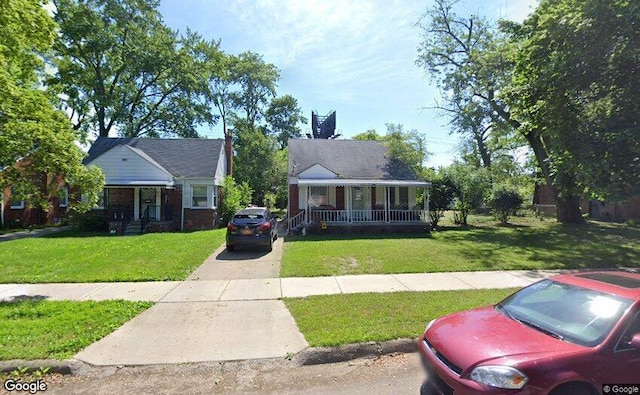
[498,279,633,347]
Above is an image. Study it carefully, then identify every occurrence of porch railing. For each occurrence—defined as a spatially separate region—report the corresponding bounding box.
[141,205,151,234]
[308,209,425,223]
[288,211,306,231]
[140,205,174,222]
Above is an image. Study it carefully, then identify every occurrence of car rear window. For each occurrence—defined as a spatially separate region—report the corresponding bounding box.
[234,214,264,219]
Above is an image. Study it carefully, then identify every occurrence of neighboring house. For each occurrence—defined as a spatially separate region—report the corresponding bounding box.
[287,139,431,233]
[1,166,69,228]
[84,136,232,233]
[533,183,640,222]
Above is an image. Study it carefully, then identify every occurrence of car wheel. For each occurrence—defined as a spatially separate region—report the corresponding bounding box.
[226,244,235,252]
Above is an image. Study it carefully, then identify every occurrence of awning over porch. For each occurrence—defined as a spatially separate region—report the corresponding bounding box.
[105,180,174,187]
[297,179,431,187]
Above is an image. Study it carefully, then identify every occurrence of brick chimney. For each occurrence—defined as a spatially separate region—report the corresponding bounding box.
[224,130,233,176]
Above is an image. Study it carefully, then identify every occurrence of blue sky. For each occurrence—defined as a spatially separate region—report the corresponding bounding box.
[159,0,538,167]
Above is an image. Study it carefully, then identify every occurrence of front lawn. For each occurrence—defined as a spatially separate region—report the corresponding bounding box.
[281,216,640,277]
[284,288,516,347]
[0,299,152,360]
[0,229,226,283]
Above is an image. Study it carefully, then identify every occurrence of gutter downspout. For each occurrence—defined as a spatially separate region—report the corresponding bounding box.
[178,178,185,231]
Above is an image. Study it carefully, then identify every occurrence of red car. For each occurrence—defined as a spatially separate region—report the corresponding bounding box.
[418,271,640,395]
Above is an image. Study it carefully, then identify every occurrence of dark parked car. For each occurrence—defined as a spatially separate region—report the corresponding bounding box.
[226,207,277,252]
[419,271,640,395]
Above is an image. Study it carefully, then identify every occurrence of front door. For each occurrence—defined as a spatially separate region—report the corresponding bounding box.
[351,186,370,221]
[140,188,157,220]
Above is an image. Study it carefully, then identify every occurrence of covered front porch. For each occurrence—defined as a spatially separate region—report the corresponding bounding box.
[288,179,431,232]
[103,184,179,234]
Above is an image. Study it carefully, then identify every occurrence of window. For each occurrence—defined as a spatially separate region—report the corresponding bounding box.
[10,188,24,209]
[308,186,328,208]
[399,187,409,209]
[59,187,69,208]
[192,185,208,208]
[616,312,640,352]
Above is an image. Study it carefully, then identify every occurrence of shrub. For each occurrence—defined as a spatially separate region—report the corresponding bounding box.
[489,186,524,224]
[69,211,107,231]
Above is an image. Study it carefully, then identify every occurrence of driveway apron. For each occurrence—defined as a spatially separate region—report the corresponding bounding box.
[75,237,309,366]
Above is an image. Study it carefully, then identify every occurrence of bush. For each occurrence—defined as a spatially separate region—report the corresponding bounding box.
[69,211,108,231]
[2,219,25,230]
[489,186,524,224]
[221,176,254,225]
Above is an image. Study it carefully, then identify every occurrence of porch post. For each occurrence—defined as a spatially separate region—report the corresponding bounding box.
[346,186,352,223]
[424,187,430,223]
[305,185,309,224]
[134,188,140,220]
[385,187,390,223]
[155,187,161,220]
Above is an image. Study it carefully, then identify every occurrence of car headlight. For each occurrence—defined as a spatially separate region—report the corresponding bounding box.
[469,366,528,389]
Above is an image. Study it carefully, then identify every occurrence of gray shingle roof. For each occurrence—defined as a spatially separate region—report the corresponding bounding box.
[288,139,417,180]
[84,137,223,178]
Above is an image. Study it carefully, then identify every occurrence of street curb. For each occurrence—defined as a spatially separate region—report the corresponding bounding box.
[293,338,418,366]
[0,359,87,376]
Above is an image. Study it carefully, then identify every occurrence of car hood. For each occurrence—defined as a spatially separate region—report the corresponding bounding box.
[426,306,584,372]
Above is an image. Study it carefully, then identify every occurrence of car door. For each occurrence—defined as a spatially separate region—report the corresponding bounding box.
[603,308,640,383]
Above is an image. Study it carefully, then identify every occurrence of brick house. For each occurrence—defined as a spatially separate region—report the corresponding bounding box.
[287,139,431,233]
[1,171,69,228]
[84,136,232,233]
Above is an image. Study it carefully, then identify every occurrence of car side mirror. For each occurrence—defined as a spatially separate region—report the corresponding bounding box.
[630,333,640,350]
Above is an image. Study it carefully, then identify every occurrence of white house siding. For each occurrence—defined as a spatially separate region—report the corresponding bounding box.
[298,186,307,210]
[214,145,227,185]
[87,145,173,185]
[297,164,337,179]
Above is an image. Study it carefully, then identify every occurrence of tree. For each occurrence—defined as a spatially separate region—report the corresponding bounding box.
[229,51,280,133]
[442,163,491,225]
[220,176,253,225]
[232,120,283,205]
[0,0,104,218]
[52,0,220,137]
[428,173,457,228]
[265,95,307,148]
[353,129,382,141]
[488,185,523,224]
[507,0,640,206]
[384,124,429,178]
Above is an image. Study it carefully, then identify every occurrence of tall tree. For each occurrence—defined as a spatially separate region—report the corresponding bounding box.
[52,0,220,137]
[507,0,640,204]
[265,95,307,148]
[0,0,103,216]
[229,51,280,132]
[417,0,583,222]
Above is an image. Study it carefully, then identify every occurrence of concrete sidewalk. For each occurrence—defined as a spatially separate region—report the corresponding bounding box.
[0,269,561,303]
[0,226,70,242]
[0,237,569,367]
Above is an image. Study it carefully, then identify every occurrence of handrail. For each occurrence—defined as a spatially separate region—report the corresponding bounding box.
[288,211,306,231]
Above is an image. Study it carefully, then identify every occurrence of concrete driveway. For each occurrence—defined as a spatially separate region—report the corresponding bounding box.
[75,237,309,366]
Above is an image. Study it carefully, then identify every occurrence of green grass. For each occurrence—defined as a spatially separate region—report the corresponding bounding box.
[0,299,152,360]
[284,289,517,347]
[0,229,226,283]
[281,215,640,277]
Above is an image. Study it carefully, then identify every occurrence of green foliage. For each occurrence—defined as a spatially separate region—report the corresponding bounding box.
[352,129,382,141]
[489,185,524,224]
[265,95,307,148]
[0,0,104,218]
[442,163,491,225]
[232,123,285,205]
[68,211,108,231]
[52,0,222,137]
[229,51,280,131]
[428,172,457,228]
[221,176,253,225]
[384,124,428,177]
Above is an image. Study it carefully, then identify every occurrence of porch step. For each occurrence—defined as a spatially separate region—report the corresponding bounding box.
[124,221,142,235]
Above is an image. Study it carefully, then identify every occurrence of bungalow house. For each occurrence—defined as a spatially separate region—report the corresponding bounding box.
[287,139,431,233]
[84,136,232,233]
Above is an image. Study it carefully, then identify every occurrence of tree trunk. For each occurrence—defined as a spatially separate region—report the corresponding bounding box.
[556,195,585,224]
